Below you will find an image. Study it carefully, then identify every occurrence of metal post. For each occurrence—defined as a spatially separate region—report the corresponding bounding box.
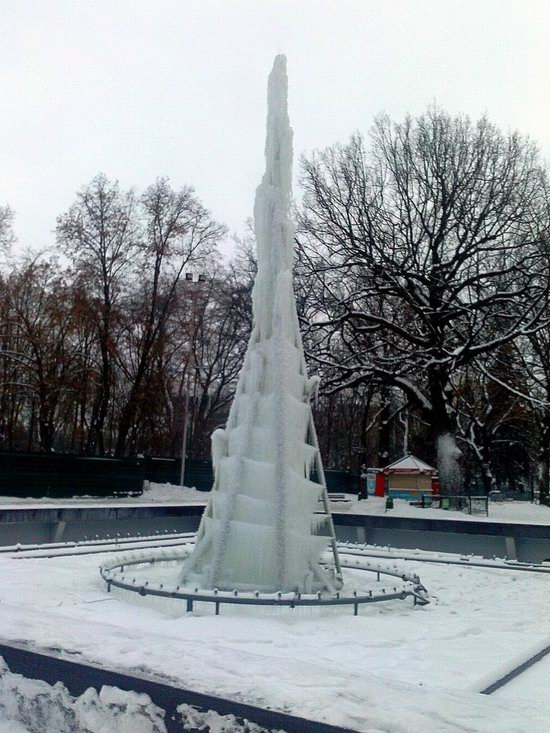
[180,387,190,487]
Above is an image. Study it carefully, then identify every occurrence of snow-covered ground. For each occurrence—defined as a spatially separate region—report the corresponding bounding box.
[0,550,548,731]
[0,482,208,508]
[2,483,549,527]
[494,651,550,705]
[0,719,30,732]
[339,494,550,524]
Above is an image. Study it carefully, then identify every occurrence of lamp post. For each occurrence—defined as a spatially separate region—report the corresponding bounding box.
[179,383,190,487]
[179,271,208,487]
[179,364,206,487]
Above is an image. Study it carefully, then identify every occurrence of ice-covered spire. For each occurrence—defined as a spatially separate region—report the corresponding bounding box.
[180,56,341,594]
[252,54,295,339]
[261,54,293,210]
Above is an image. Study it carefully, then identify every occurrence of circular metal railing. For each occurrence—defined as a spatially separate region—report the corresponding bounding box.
[99,545,429,614]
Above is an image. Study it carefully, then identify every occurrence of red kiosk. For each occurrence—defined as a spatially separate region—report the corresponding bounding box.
[384,454,438,500]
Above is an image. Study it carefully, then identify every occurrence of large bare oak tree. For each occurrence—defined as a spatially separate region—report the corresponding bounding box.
[298,109,550,493]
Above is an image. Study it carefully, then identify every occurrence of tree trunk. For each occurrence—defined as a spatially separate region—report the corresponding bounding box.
[85,351,110,455]
[115,400,136,457]
[27,400,35,452]
[539,408,550,506]
[38,407,54,452]
[377,386,392,468]
[324,393,335,467]
[115,361,148,456]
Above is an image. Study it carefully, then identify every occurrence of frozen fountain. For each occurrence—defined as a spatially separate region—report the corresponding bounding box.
[100,56,429,613]
[179,54,342,594]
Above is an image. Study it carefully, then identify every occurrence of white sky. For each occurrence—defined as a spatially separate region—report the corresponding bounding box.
[2,0,550,256]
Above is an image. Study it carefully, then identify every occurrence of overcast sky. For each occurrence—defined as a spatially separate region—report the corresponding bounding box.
[2,0,550,256]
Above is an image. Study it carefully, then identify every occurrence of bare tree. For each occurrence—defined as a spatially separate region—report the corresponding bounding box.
[519,292,550,504]
[1,258,84,451]
[298,108,550,493]
[114,178,225,455]
[57,175,138,454]
[185,269,251,458]
[455,344,535,492]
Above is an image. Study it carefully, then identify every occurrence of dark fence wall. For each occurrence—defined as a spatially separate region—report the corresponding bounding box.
[0,452,144,499]
[0,452,359,499]
[146,459,359,494]
[324,469,360,494]
[143,457,213,491]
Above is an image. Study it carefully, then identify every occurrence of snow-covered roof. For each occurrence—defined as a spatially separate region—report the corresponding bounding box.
[384,455,435,473]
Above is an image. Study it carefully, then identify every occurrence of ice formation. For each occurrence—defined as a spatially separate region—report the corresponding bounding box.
[180,55,341,593]
[437,433,463,495]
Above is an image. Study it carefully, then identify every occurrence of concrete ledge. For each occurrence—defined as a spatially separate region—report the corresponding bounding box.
[2,503,548,539]
[0,504,205,525]
[1,503,549,562]
[332,512,550,540]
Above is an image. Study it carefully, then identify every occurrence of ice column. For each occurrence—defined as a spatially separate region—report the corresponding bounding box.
[180,55,341,593]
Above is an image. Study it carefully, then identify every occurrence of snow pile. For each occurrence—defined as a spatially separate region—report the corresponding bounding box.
[0,717,30,733]
[182,56,339,594]
[177,704,283,732]
[141,482,207,504]
[0,659,167,733]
